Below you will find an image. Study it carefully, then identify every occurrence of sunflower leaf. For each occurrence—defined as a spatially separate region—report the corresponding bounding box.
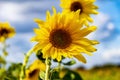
[0,56,6,64]
[39,71,45,80]
[50,70,60,80]
[36,50,45,63]
[62,60,76,66]
[62,69,83,80]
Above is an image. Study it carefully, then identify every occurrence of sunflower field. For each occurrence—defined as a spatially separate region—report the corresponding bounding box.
[0,0,120,80]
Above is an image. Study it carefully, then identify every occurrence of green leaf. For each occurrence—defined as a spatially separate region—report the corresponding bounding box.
[3,51,8,56]
[0,56,6,64]
[0,68,6,79]
[5,63,22,80]
[50,69,61,80]
[39,71,45,80]
[36,50,45,63]
[62,60,76,66]
[62,69,83,80]
[50,70,60,80]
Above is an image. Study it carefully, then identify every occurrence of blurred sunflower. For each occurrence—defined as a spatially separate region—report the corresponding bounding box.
[31,8,98,63]
[0,22,15,42]
[60,0,98,23]
[25,59,46,80]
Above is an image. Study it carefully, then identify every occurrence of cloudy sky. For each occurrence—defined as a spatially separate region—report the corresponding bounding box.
[0,0,120,69]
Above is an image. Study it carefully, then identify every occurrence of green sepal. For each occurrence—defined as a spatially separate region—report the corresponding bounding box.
[62,60,76,66]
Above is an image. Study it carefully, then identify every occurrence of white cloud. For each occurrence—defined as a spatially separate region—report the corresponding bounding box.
[87,12,111,39]
[107,22,115,31]
[102,49,120,61]
[89,12,117,40]
[0,1,60,22]
[101,36,120,62]
[5,32,36,63]
[0,2,25,22]
[93,12,110,28]
[7,32,35,51]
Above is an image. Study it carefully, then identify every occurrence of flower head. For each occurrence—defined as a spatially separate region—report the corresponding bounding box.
[31,8,98,63]
[25,59,46,80]
[60,0,98,23]
[0,22,15,42]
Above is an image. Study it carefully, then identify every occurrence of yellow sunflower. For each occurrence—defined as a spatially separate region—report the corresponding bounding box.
[60,0,98,23]
[25,59,46,80]
[0,22,15,42]
[31,8,99,63]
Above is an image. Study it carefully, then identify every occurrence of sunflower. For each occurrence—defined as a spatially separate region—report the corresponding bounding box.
[0,22,15,42]
[31,8,99,63]
[60,0,98,23]
[25,59,46,80]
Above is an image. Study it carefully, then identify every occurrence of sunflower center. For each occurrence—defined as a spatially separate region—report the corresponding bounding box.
[70,2,83,14]
[49,29,72,49]
[0,28,9,36]
[29,69,40,78]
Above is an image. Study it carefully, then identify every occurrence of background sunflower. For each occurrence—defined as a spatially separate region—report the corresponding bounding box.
[0,22,15,42]
[25,59,46,80]
[60,0,98,23]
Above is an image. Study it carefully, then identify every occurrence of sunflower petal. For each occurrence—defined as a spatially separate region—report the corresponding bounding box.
[80,26,97,37]
[74,54,86,63]
[34,19,44,24]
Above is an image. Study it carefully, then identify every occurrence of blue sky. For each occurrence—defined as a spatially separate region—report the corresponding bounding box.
[0,0,120,69]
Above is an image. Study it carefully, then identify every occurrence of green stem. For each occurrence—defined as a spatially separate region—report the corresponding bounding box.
[58,62,61,71]
[1,40,7,68]
[2,40,7,57]
[45,58,51,80]
[20,47,34,80]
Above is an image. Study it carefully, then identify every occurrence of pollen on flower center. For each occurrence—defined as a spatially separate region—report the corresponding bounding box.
[49,29,72,49]
[0,28,9,36]
[70,2,83,14]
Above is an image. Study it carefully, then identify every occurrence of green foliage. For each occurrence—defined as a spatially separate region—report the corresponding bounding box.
[50,69,60,80]
[62,69,82,80]
[3,51,8,56]
[0,56,6,64]
[39,70,45,80]
[0,63,22,80]
[76,64,120,80]
[62,60,76,66]
[36,50,45,63]
[0,68,6,80]
[50,68,83,80]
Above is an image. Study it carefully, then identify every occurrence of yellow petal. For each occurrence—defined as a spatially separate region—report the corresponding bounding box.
[52,7,57,15]
[80,26,97,37]
[46,11,51,21]
[42,43,52,58]
[34,18,44,25]
[91,40,99,45]
[74,54,86,63]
